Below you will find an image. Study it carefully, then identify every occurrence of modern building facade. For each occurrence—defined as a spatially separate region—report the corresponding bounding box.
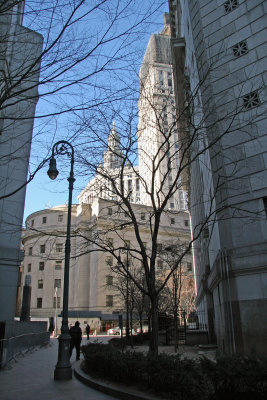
[0,1,43,326]
[169,0,267,354]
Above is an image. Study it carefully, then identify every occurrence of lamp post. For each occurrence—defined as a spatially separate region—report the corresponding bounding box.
[118,249,130,340]
[126,249,130,340]
[47,140,75,381]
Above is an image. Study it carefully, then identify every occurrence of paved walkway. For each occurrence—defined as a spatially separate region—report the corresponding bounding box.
[0,338,117,400]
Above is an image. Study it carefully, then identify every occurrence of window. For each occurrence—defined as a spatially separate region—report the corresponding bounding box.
[29,247,32,256]
[187,262,192,272]
[37,298,42,308]
[40,244,45,254]
[170,202,174,209]
[184,220,189,227]
[55,260,62,270]
[141,212,145,220]
[58,214,63,222]
[224,0,238,13]
[128,179,132,191]
[107,238,113,246]
[54,279,61,288]
[124,211,129,218]
[233,40,248,57]
[106,295,113,307]
[171,218,175,225]
[106,275,113,286]
[124,240,130,249]
[27,263,31,272]
[31,219,34,227]
[53,297,60,308]
[38,279,43,289]
[159,70,164,86]
[136,178,140,191]
[56,243,63,253]
[108,207,112,215]
[42,216,47,224]
[39,262,44,271]
[243,91,260,110]
[106,256,113,266]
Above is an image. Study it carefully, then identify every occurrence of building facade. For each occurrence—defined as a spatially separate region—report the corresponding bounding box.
[169,0,267,354]
[0,1,43,325]
[79,122,141,206]
[138,14,187,211]
[21,200,192,333]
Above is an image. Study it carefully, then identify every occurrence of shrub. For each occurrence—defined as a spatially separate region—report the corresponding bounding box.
[81,343,209,399]
[200,354,267,400]
[81,344,267,400]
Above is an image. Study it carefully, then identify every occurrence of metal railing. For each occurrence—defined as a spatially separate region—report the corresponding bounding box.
[0,331,50,369]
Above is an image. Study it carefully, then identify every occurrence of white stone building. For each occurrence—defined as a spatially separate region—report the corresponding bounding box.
[169,0,267,354]
[0,1,43,324]
[21,200,192,333]
[79,122,141,206]
[138,15,187,211]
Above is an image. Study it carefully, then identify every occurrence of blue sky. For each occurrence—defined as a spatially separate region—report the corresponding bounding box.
[23,1,167,222]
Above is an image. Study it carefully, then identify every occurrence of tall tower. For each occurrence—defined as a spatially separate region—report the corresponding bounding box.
[103,121,124,169]
[138,14,187,211]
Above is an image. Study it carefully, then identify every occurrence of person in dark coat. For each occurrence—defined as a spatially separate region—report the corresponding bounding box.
[69,321,82,360]
[85,323,90,340]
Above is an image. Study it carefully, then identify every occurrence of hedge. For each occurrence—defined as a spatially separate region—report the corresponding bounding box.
[81,343,267,400]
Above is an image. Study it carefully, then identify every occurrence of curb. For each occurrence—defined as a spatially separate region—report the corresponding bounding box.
[74,361,161,400]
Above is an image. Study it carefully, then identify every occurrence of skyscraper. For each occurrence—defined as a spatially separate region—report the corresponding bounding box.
[138,13,187,211]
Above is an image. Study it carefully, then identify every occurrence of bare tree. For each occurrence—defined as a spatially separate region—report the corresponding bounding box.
[0,0,166,201]
[19,19,266,357]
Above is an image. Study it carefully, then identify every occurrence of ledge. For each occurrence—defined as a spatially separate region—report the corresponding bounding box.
[74,361,162,400]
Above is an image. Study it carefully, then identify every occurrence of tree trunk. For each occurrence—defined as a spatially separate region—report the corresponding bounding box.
[149,295,159,355]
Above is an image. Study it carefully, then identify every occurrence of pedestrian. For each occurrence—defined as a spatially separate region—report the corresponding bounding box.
[85,323,90,340]
[69,321,82,360]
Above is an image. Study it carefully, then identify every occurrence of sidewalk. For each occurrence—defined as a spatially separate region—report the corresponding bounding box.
[0,338,117,400]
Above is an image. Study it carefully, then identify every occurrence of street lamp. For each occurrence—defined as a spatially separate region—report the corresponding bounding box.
[117,249,130,340]
[47,140,75,381]
[126,249,130,340]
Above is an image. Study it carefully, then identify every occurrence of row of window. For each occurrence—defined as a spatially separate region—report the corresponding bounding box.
[37,279,61,289]
[156,260,192,272]
[37,294,113,309]
[30,214,64,227]
[105,255,192,269]
[107,208,189,227]
[28,243,64,256]
[27,260,62,272]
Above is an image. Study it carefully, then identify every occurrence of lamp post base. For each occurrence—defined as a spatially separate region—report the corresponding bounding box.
[54,365,72,381]
[54,333,72,380]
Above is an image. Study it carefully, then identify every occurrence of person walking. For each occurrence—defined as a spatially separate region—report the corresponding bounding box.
[85,323,90,340]
[69,321,82,360]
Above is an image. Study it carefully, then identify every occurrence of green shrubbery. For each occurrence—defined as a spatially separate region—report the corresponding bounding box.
[81,342,267,400]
